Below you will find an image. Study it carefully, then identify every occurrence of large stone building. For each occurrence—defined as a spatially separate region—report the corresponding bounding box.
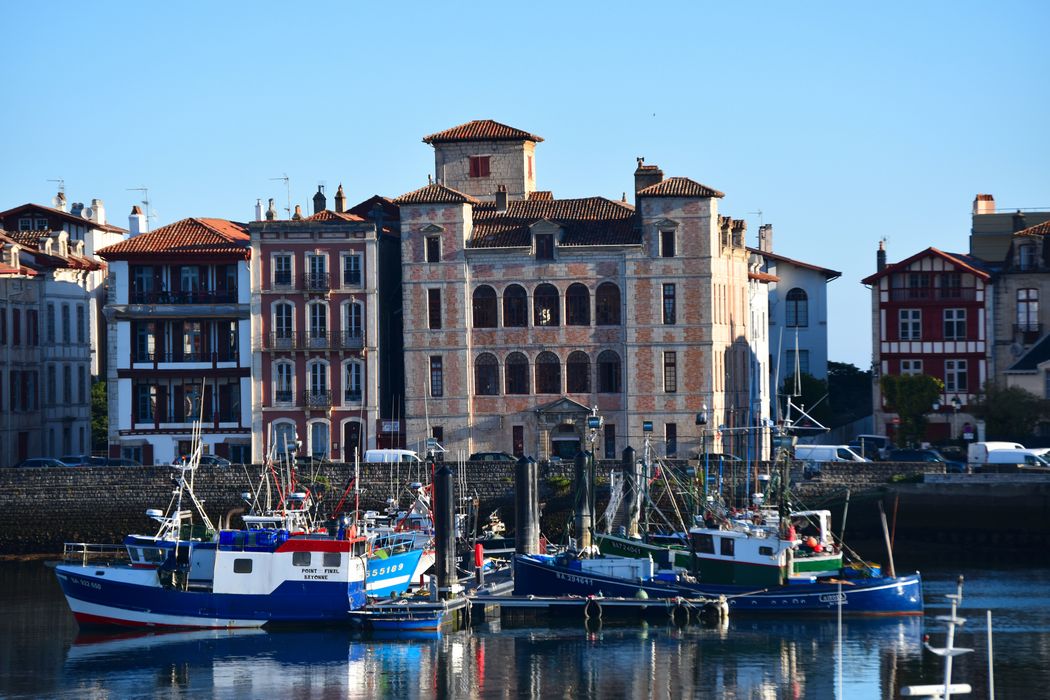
[394,120,756,461]
[98,214,253,464]
[0,229,97,464]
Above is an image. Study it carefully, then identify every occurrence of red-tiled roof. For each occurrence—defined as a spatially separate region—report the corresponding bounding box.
[0,203,128,234]
[422,120,544,144]
[749,271,779,283]
[528,191,554,201]
[394,183,479,206]
[860,247,990,284]
[637,177,725,199]
[97,217,249,260]
[0,230,102,271]
[470,197,639,248]
[0,262,38,277]
[1016,220,1050,237]
[304,209,366,222]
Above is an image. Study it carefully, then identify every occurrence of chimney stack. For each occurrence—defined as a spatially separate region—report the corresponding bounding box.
[758,224,773,253]
[292,204,303,220]
[312,185,326,214]
[877,240,886,272]
[266,198,277,221]
[1013,210,1027,233]
[973,193,996,216]
[334,183,346,213]
[90,198,106,225]
[731,219,746,248]
[55,191,68,212]
[634,157,663,195]
[495,185,508,212]
[254,199,264,222]
[71,202,84,217]
[129,205,146,237]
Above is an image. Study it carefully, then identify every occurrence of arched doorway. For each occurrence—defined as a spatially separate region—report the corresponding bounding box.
[343,421,364,463]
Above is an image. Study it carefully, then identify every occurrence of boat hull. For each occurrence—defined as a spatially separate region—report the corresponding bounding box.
[55,564,367,628]
[513,555,923,616]
[367,548,432,598]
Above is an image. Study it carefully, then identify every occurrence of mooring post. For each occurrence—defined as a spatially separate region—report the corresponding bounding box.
[434,462,456,600]
[574,451,592,551]
[515,456,540,555]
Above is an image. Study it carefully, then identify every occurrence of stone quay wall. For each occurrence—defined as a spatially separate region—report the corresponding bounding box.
[0,460,938,555]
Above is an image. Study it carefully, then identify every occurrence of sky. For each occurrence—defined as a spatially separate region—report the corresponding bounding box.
[3,2,1048,368]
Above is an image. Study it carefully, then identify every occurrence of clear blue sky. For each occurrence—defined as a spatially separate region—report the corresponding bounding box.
[3,2,1048,368]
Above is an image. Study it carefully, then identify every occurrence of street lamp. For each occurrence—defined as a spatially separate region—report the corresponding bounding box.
[949,396,961,440]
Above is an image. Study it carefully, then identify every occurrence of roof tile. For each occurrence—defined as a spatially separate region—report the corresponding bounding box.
[637,176,725,199]
[97,217,249,260]
[470,197,639,248]
[394,183,479,206]
[422,120,544,144]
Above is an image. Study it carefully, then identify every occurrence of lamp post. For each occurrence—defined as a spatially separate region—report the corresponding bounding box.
[695,404,709,509]
[950,396,961,441]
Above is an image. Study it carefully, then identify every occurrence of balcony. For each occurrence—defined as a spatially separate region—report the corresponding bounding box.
[263,331,364,352]
[273,272,294,290]
[303,390,332,408]
[1015,323,1043,345]
[342,271,362,287]
[344,391,362,403]
[889,288,978,303]
[274,390,294,405]
[132,349,239,364]
[129,289,239,305]
[302,273,330,293]
[341,330,364,349]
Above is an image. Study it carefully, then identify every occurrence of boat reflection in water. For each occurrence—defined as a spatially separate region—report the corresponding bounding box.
[63,617,923,698]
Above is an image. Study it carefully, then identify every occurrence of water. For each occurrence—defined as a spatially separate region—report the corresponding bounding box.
[1,560,1048,699]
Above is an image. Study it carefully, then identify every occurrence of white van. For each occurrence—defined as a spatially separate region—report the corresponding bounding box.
[967,441,1025,465]
[794,445,869,462]
[363,449,423,464]
[985,449,1050,468]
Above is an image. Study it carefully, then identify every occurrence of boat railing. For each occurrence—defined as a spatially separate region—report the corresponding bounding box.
[61,542,130,566]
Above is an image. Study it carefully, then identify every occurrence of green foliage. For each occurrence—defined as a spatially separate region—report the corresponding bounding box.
[91,380,108,452]
[972,384,1050,440]
[547,474,572,493]
[827,361,874,427]
[779,372,831,429]
[880,374,943,447]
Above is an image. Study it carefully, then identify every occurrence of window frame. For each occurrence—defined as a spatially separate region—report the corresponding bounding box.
[943,308,966,340]
[663,351,677,393]
[660,229,676,258]
[429,356,444,398]
[427,289,442,330]
[785,288,808,328]
[468,155,491,178]
[662,283,676,325]
[899,309,921,341]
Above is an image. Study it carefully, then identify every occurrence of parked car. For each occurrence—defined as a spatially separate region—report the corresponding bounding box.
[198,455,231,468]
[887,448,965,473]
[469,452,516,463]
[14,458,66,468]
[58,455,107,467]
[848,435,892,460]
[105,457,144,467]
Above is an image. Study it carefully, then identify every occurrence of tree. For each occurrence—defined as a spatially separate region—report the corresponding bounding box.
[827,361,873,427]
[91,380,108,453]
[972,384,1050,440]
[880,374,943,447]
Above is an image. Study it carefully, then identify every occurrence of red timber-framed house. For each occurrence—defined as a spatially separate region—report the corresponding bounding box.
[98,215,253,465]
[862,243,992,443]
[250,186,394,463]
[394,120,753,461]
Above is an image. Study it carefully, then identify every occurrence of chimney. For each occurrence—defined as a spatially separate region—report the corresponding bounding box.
[973,193,995,216]
[877,240,886,272]
[758,224,773,253]
[634,157,663,194]
[266,198,277,221]
[70,202,84,217]
[90,198,106,225]
[292,204,303,221]
[312,185,326,214]
[1013,210,1027,233]
[254,199,264,222]
[495,185,508,212]
[334,183,346,213]
[55,191,68,212]
[731,219,746,248]
[129,205,146,237]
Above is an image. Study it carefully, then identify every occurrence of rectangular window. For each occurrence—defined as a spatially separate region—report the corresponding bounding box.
[720,537,735,557]
[323,552,341,568]
[945,360,968,393]
[27,310,37,345]
[908,272,931,299]
[785,349,810,375]
[47,365,56,405]
[900,359,923,376]
[430,356,444,398]
[899,309,921,340]
[63,365,72,403]
[306,254,327,291]
[1017,289,1039,331]
[665,423,677,457]
[135,383,155,422]
[513,425,524,457]
[535,234,554,260]
[273,254,292,287]
[46,303,55,343]
[691,533,715,554]
[61,304,70,343]
[78,367,86,404]
[342,254,362,286]
[76,305,86,344]
[18,218,32,231]
[663,351,677,393]
[603,424,616,460]
[293,551,311,567]
[428,289,442,330]
[660,230,675,258]
[468,155,490,178]
[425,237,441,263]
[662,284,676,325]
[12,309,20,345]
[940,272,962,299]
[944,308,966,340]
[233,559,253,574]
[1,309,6,344]
[183,322,203,360]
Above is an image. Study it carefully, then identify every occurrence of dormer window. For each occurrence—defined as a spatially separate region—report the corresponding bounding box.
[535,234,554,260]
[425,236,441,263]
[1019,243,1036,271]
[18,218,32,231]
[468,156,490,178]
[35,218,48,230]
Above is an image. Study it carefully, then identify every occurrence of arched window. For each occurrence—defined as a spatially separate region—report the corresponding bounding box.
[597,350,622,394]
[472,286,498,328]
[566,351,591,393]
[786,288,808,327]
[272,301,294,348]
[308,420,330,460]
[343,360,363,403]
[475,353,499,395]
[536,351,561,394]
[503,285,528,327]
[534,284,560,327]
[596,283,621,326]
[307,301,328,347]
[306,361,329,407]
[274,360,294,404]
[271,420,297,457]
[342,300,364,347]
[505,352,530,395]
[566,283,590,326]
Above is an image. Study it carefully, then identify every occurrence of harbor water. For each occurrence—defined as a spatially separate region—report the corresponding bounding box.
[2,559,1049,699]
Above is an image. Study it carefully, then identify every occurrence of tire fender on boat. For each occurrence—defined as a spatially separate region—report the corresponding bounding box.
[583,597,602,621]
